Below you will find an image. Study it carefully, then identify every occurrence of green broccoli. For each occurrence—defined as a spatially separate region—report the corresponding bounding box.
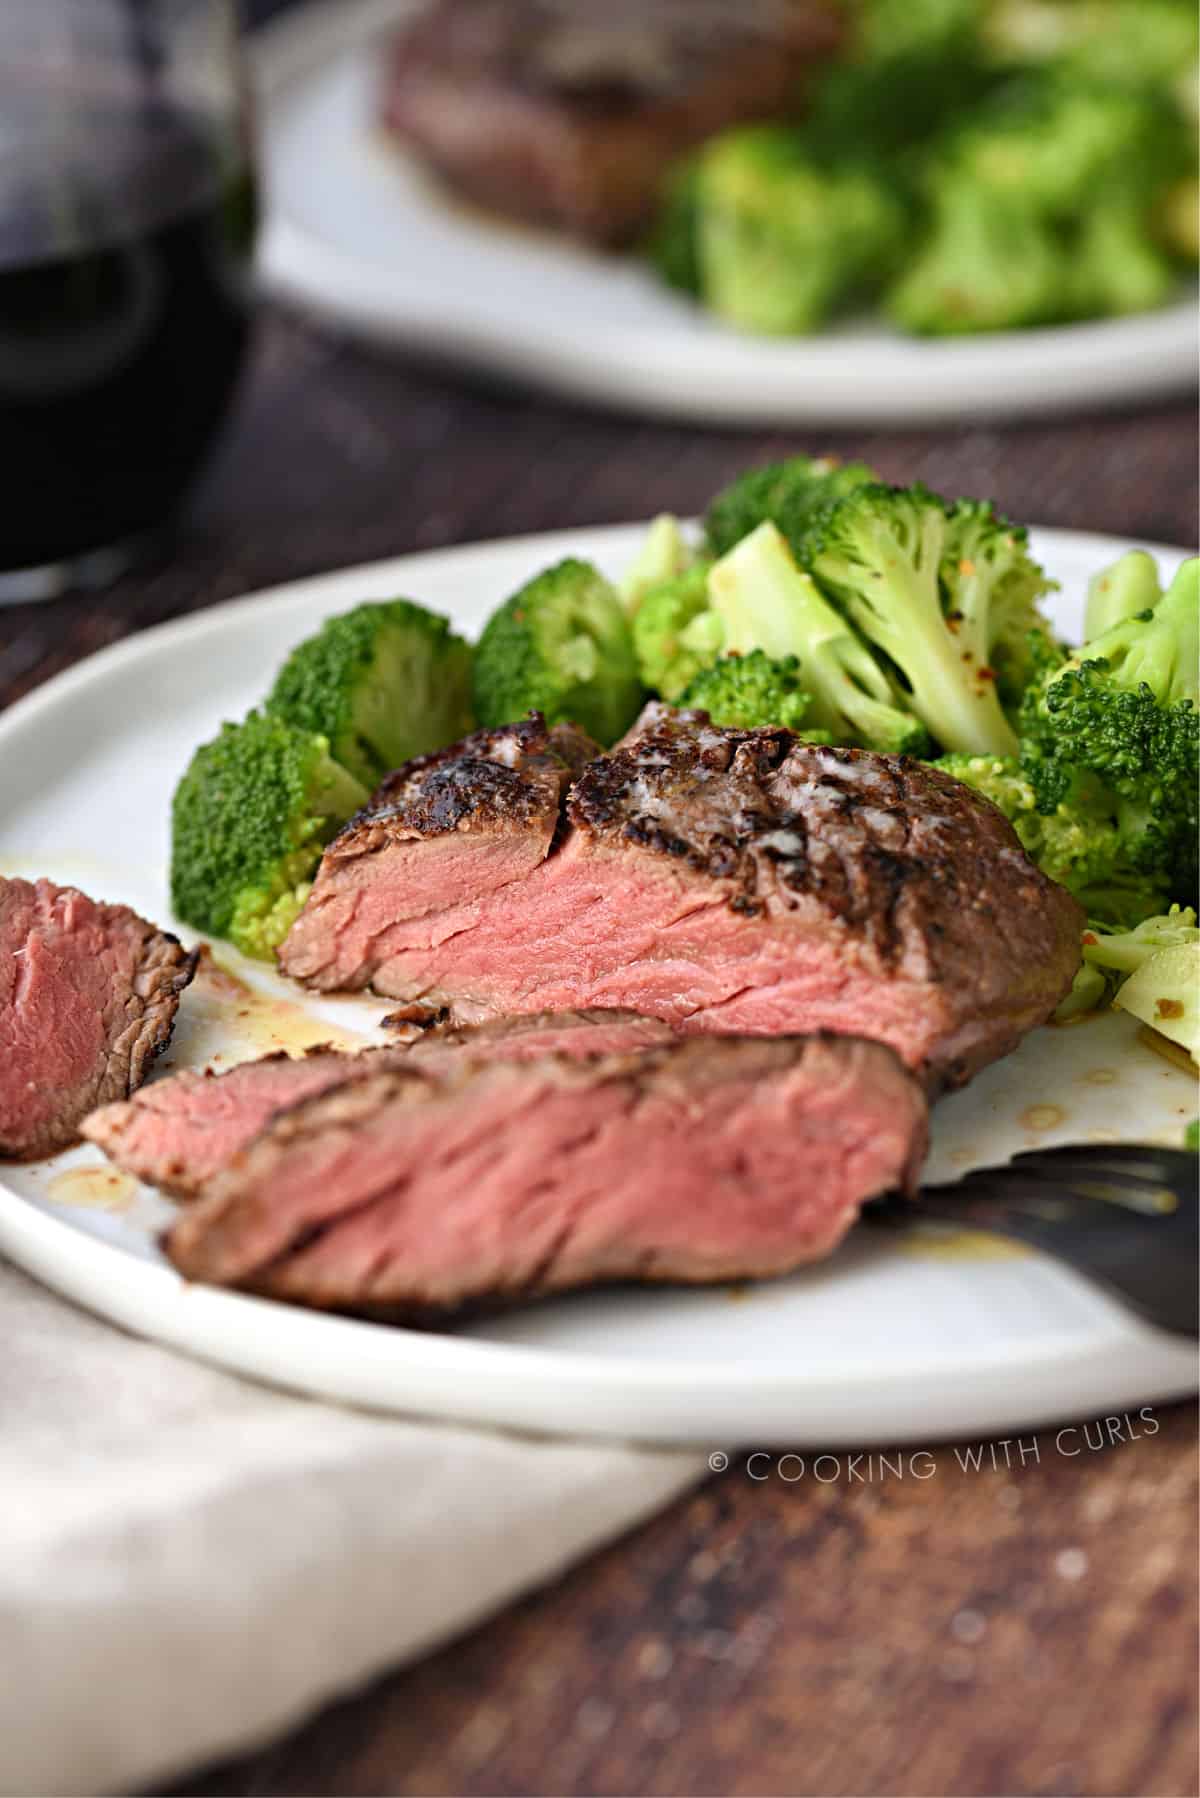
[983,1,1199,93]
[1082,905,1200,975]
[677,651,831,737]
[1020,559,1199,900]
[804,482,1056,755]
[708,522,930,755]
[1185,1117,1199,1150]
[705,455,880,561]
[266,598,474,789]
[1084,550,1162,641]
[472,559,643,745]
[620,515,693,615]
[631,563,724,700]
[645,159,703,297]
[1069,189,1180,318]
[931,751,1164,920]
[1114,942,1200,1062]
[859,0,985,60]
[692,126,907,336]
[170,711,368,961]
[886,178,1067,334]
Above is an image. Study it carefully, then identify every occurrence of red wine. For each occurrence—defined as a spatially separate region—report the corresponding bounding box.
[0,121,256,574]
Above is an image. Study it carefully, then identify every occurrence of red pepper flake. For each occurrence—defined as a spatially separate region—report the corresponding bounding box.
[959,558,976,576]
[1081,931,1099,944]
[1156,998,1185,1020]
[977,666,997,683]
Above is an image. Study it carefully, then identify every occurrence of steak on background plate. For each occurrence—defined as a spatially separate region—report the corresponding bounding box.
[0,876,195,1159]
[379,0,846,245]
[82,1008,675,1197]
[165,1032,928,1314]
[280,706,1083,1091]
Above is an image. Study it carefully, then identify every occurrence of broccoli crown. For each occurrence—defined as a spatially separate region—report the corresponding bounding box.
[620,515,693,614]
[473,558,644,745]
[1085,550,1162,642]
[938,72,1187,220]
[631,563,724,700]
[708,521,930,756]
[644,158,702,297]
[692,126,907,336]
[885,177,1068,335]
[705,455,880,560]
[170,710,368,961]
[267,598,474,788]
[806,482,1025,756]
[931,751,1173,924]
[983,0,1200,92]
[676,651,830,737]
[940,496,1058,709]
[1019,563,1199,902]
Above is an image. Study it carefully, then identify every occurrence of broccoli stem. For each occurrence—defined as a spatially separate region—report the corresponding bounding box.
[708,523,928,755]
[1084,550,1162,640]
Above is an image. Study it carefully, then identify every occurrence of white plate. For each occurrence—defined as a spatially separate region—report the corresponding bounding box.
[252,0,1199,428]
[0,523,1195,1444]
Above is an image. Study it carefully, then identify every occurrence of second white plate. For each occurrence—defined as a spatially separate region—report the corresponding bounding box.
[253,0,1199,428]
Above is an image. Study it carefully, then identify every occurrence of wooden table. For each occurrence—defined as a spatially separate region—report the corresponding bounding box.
[4,311,1197,1798]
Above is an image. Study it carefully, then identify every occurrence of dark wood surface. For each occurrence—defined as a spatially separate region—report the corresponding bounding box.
[4,309,1197,1798]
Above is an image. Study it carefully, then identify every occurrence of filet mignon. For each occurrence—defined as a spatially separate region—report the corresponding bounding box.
[0,876,196,1159]
[379,0,845,245]
[165,1033,928,1313]
[280,706,1083,1090]
[82,1009,674,1196]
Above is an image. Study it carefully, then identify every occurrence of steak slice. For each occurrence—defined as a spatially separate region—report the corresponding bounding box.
[280,705,1083,1091]
[83,1009,673,1196]
[378,0,845,245]
[166,1033,928,1313]
[0,876,196,1159]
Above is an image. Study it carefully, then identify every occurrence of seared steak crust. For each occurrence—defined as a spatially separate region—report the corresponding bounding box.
[0,876,196,1159]
[573,703,1068,968]
[356,715,597,840]
[165,1032,928,1313]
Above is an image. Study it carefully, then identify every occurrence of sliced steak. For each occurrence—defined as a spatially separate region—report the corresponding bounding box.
[166,1033,928,1313]
[280,705,1082,1091]
[83,1008,672,1196]
[0,876,196,1159]
[379,0,845,245]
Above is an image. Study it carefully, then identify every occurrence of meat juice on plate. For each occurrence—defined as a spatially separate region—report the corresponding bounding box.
[0,103,256,578]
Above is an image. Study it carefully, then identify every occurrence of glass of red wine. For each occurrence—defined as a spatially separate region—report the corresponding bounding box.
[0,0,257,602]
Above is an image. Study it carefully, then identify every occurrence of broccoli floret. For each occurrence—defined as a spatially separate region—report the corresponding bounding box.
[267,598,474,789]
[473,559,643,745]
[692,126,907,336]
[1156,175,1200,263]
[645,159,702,297]
[1113,942,1200,1062]
[941,496,1058,711]
[620,515,693,615]
[705,455,880,560]
[1069,189,1180,317]
[677,651,831,737]
[170,711,368,961]
[1084,550,1162,641]
[805,483,1046,755]
[708,523,930,755]
[931,752,1172,922]
[983,1,1199,92]
[1020,560,1199,900]
[859,0,985,59]
[886,178,1067,334]
[631,563,724,700]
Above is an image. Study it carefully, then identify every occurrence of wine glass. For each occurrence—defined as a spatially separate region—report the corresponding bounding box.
[0,0,258,602]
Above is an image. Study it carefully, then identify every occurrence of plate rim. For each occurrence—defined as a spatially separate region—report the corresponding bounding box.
[1,520,1196,1442]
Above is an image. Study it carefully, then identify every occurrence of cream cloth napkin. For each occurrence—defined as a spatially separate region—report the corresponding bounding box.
[0,1260,703,1797]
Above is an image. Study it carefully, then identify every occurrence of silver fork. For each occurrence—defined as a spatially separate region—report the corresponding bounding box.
[868,1144,1198,1339]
